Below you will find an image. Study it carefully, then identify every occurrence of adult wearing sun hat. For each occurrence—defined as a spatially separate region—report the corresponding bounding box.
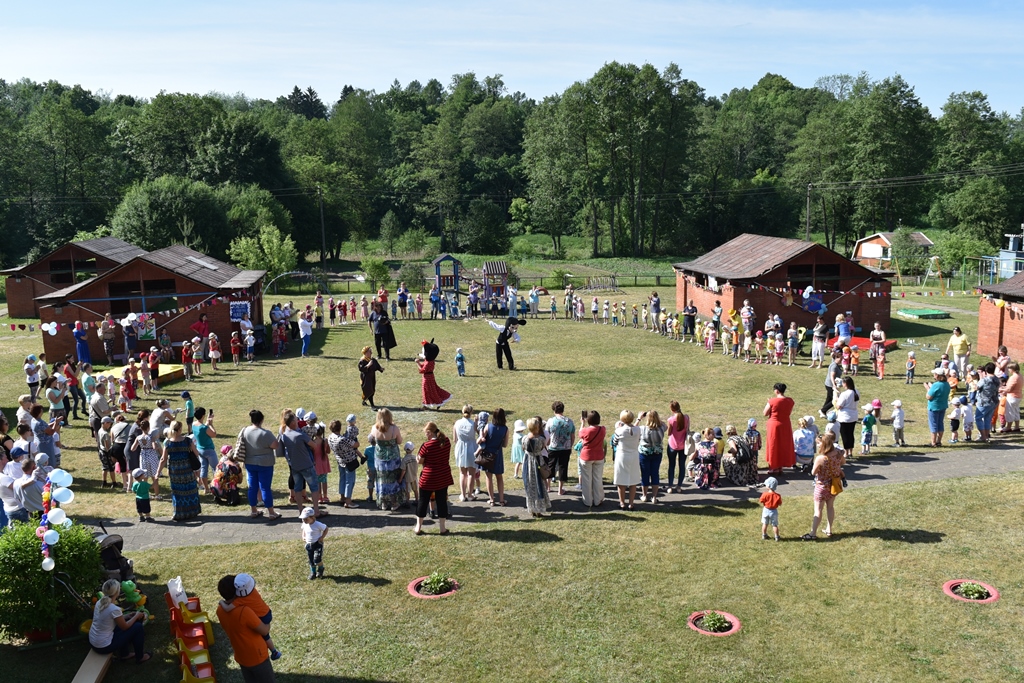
[925,367,951,447]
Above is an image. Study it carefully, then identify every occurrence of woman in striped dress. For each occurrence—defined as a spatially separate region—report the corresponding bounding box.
[413,422,454,535]
[158,420,202,521]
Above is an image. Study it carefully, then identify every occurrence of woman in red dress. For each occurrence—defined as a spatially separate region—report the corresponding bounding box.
[417,340,451,410]
[763,382,796,475]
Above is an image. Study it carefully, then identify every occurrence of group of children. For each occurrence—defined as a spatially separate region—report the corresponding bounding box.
[181,331,256,380]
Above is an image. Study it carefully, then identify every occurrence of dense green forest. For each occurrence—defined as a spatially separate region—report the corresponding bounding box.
[1,65,1022,271]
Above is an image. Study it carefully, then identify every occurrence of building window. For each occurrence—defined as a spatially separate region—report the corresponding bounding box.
[108,280,142,316]
[815,264,841,292]
[143,279,177,295]
[787,265,814,291]
[50,259,73,284]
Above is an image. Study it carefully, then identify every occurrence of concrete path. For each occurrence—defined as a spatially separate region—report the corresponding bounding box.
[86,441,1024,551]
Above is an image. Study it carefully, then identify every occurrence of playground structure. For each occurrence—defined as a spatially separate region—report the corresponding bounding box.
[482,261,509,300]
[431,254,463,306]
[576,275,625,294]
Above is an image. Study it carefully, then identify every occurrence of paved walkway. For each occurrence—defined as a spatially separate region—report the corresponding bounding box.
[85,441,1024,551]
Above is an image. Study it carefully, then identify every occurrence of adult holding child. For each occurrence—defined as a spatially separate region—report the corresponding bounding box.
[802,431,846,540]
[279,411,324,518]
[413,421,453,535]
[763,383,795,476]
[925,367,951,446]
[868,322,887,374]
[833,314,852,350]
[216,575,276,682]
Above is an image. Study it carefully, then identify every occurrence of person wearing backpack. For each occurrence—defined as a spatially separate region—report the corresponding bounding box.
[722,424,758,486]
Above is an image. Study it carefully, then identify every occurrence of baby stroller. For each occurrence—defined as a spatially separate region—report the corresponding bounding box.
[96,528,136,582]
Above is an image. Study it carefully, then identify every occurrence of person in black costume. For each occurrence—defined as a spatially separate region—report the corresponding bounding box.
[367,301,398,360]
[487,316,526,370]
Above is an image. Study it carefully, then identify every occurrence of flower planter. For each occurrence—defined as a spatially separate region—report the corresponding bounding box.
[408,577,460,599]
[943,580,1000,604]
[23,621,78,643]
[687,610,742,636]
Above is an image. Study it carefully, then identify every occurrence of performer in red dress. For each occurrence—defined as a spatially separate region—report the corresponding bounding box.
[763,382,796,475]
[417,339,451,410]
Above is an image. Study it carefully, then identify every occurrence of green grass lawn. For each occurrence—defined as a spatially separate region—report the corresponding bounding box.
[3,473,1022,682]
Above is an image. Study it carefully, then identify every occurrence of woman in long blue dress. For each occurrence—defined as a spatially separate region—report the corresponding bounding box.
[157,420,202,521]
[369,408,406,511]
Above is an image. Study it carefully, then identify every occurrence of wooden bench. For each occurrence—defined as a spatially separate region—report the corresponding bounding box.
[71,649,112,683]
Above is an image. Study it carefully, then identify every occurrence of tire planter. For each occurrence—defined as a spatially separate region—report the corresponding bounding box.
[408,577,460,599]
[687,611,742,637]
[943,580,1000,604]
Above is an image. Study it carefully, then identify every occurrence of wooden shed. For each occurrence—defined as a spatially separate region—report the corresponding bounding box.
[2,237,147,318]
[851,232,933,268]
[978,273,1024,359]
[482,261,509,300]
[35,245,265,363]
[674,233,892,333]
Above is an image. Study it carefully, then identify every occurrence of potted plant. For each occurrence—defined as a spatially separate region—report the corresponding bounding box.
[687,610,742,636]
[408,570,459,599]
[0,522,103,642]
[943,579,1000,604]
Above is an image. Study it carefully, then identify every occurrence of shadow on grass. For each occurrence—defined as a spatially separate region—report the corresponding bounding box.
[457,528,562,543]
[655,504,748,517]
[514,368,575,374]
[839,527,946,544]
[323,574,392,586]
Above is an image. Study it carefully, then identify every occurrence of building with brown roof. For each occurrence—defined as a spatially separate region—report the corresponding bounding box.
[2,237,147,317]
[977,273,1024,358]
[35,245,265,363]
[851,231,933,268]
[674,233,892,334]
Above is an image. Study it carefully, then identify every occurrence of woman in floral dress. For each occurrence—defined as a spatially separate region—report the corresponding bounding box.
[158,420,202,521]
[368,408,406,511]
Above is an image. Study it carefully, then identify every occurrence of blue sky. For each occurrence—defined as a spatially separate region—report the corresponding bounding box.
[4,1,1023,114]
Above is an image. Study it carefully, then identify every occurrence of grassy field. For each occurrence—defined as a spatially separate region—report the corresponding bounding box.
[2,473,1022,682]
[0,287,987,522]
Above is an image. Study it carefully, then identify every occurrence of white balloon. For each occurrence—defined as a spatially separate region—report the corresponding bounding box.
[52,487,74,504]
[43,529,60,545]
[61,519,73,529]
[47,508,67,525]
[127,313,137,321]
[40,323,50,331]
[41,557,55,572]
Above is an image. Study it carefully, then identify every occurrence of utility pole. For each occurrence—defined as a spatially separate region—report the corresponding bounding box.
[805,183,812,241]
[317,185,327,270]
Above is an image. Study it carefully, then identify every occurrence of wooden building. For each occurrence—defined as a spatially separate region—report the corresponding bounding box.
[35,245,265,363]
[674,233,892,333]
[851,231,933,268]
[978,273,1024,359]
[2,237,147,318]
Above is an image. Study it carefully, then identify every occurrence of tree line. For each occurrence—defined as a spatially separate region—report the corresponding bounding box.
[1,68,1022,272]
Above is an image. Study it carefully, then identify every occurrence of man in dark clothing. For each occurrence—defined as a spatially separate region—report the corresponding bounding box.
[487,316,525,370]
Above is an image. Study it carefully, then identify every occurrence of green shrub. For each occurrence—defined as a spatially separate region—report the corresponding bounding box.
[954,582,990,600]
[396,262,427,292]
[696,610,730,633]
[417,570,456,596]
[0,521,103,638]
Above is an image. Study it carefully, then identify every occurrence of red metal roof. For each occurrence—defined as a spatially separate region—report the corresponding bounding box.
[673,234,819,281]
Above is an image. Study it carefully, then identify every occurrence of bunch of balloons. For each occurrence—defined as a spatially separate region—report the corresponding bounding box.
[39,322,59,337]
[802,286,828,316]
[36,468,75,572]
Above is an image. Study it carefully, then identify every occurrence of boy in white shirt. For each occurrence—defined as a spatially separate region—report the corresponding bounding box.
[958,396,975,442]
[300,506,329,580]
[890,400,906,447]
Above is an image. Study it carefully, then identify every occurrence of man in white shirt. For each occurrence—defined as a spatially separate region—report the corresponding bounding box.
[89,382,112,439]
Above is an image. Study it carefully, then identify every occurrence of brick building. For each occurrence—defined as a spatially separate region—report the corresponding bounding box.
[674,233,892,333]
[977,274,1024,358]
[2,237,147,318]
[35,245,265,363]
